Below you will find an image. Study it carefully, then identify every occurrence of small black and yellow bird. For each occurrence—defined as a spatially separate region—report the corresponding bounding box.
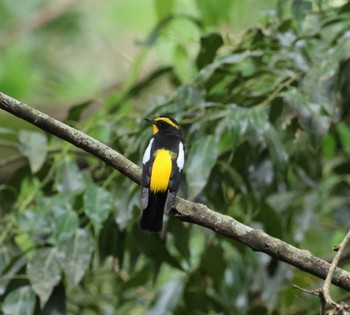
[140,115,185,232]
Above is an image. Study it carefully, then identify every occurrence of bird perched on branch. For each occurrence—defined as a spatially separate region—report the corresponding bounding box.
[140,115,185,232]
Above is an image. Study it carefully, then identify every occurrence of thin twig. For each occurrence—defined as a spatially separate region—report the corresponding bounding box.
[293,284,321,296]
[292,230,350,314]
[322,229,350,312]
[257,74,300,108]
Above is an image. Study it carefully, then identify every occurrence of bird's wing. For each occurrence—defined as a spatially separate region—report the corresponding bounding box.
[141,138,154,209]
[164,141,185,213]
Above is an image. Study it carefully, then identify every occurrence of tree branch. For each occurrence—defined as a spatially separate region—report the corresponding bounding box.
[293,231,350,313]
[1,91,350,291]
[321,230,350,313]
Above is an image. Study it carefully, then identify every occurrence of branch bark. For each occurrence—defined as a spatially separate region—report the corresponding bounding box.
[1,91,350,291]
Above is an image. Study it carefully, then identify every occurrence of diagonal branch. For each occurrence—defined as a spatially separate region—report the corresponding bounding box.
[1,91,350,291]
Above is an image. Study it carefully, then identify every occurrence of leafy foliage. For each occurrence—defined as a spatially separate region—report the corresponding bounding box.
[1,0,350,314]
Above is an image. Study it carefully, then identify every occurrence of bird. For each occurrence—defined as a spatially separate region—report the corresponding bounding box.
[140,115,185,232]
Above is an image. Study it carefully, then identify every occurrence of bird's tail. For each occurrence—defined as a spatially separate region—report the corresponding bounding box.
[140,192,166,232]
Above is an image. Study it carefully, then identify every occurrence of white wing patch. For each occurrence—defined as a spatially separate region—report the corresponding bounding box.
[142,138,154,164]
[177,141,185,170]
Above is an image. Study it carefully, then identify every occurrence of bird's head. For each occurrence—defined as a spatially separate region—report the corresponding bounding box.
[145,115,181,135]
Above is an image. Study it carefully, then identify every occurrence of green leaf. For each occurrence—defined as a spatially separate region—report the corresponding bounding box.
[336,122,350,156]
[196,32,223,70]
[264,127,289,171]
[147,278,184,315]
[83,183,112,235]
[57,228,93,289]
[173,44,193,83]
[200,243,225,287]
[168,219,190,261]
[15,177,42,214]
[15,207,51,244]
[18,130,48,173]
[322,133,336,159]
[175,85,205,109]
[65,101,91,123]
[39,282,66,315]
[186,135,218,200]
[119,265,151,293]
[257,202,283,238]
[15,234,36,258]
[282,88,331,135]
[132,226,183,270]
[55,158,85,195]
[218,160,248,194]
[195,0,232,26]
[114,183,139,230]
[2,286,36,315]
[0,245,14,276]
[196,50,262,84]
[98,216,125,264]
[51,210,79,244]
[27,248,61,308]
[181,240,232,313]
[247,305,268,315]
[249,159,275,198]
[140,16,173,47]
[183,268,213,312]
[0,50,32,97]
[0,256,27,296]
[15,195,78,246]
[139,15,201,47]
[0,127,16,136]
[154,0,174,19]
[291,0,312,26]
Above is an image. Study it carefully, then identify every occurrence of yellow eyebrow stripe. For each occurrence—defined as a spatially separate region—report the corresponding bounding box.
[154,117,179,129]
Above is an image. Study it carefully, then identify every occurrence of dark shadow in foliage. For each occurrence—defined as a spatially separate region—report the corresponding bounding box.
[37,282,66,315]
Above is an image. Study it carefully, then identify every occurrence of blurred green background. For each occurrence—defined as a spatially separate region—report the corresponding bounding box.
[0,0,276,109]
[2,0,350,314]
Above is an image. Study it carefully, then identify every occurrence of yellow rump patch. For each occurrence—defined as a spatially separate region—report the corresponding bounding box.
[150,149,172,193]
[154,117,179,129]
